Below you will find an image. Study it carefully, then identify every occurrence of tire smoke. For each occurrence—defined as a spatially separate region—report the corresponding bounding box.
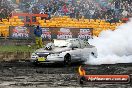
[87,18,132,65]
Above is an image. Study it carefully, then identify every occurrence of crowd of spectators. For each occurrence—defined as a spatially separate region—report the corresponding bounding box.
[0,0,131,23]
[0,0,14,19]
[97,0,132,23]
[19,0,132,23]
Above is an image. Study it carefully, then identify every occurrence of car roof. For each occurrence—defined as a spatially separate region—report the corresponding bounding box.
[66,38,84,41]
[54,38,85,41]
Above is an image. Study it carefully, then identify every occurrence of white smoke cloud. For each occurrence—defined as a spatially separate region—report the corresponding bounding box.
[86,18,132,65]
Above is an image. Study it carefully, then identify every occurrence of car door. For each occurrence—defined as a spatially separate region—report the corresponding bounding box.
[69,39,82,62]
[80,40,90,61]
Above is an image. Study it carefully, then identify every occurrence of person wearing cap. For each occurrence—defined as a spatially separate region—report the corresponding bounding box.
[34,25,43,48]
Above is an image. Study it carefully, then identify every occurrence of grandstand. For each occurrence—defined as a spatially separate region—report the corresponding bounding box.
[0,0,131,38]
[0,15,123,37]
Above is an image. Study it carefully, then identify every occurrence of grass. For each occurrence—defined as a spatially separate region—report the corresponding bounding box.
[0,45,36,52]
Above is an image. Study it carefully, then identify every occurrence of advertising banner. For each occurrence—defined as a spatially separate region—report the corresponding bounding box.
[9,27,93,40]
[9,26,31,39]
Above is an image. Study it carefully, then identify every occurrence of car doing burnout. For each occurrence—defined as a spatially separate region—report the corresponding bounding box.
[30,38,97,65]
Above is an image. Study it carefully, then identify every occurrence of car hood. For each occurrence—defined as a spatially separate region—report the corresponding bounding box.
[35,47,72,54]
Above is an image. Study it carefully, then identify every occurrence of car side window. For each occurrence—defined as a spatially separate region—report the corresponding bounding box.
[84,41,89,45]
[69,40,79,48]
[80,40,89,48]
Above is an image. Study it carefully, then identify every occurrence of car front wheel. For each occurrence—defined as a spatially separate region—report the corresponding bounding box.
[64,54,71,66]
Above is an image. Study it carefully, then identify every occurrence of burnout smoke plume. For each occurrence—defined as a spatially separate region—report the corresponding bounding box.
[87,18,132,65]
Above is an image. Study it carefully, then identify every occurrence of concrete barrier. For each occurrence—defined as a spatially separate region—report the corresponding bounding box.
[0,52,31,61]
[0,39,34,46]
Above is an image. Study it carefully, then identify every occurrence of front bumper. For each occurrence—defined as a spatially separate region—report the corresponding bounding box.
[31,53,64,64]
[30,59,64,64]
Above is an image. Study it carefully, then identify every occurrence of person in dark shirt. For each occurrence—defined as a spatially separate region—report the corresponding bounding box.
[34,25,43,48]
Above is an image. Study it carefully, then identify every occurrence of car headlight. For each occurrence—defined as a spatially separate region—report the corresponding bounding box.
[32,53,37,56]
[31,53,38,59]
[50,52,64,57]
[50,53,60,56]
[35,52,50,55]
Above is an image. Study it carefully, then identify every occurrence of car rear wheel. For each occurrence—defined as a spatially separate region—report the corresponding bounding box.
[64,54,71,66]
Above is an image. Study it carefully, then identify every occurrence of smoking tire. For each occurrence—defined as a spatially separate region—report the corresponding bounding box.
[64,54,71,66]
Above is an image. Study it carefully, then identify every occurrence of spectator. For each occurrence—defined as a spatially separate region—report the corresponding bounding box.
[39,9,45,14]
[122,9,128,17]
[34,25,43,49]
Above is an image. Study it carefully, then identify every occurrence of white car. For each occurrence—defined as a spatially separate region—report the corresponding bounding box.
[30,38,97,65]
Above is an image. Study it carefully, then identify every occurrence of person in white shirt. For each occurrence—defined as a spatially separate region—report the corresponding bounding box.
[39,9,45,14]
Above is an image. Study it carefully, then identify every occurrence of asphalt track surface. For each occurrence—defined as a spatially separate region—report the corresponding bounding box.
[0,61,132,88]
